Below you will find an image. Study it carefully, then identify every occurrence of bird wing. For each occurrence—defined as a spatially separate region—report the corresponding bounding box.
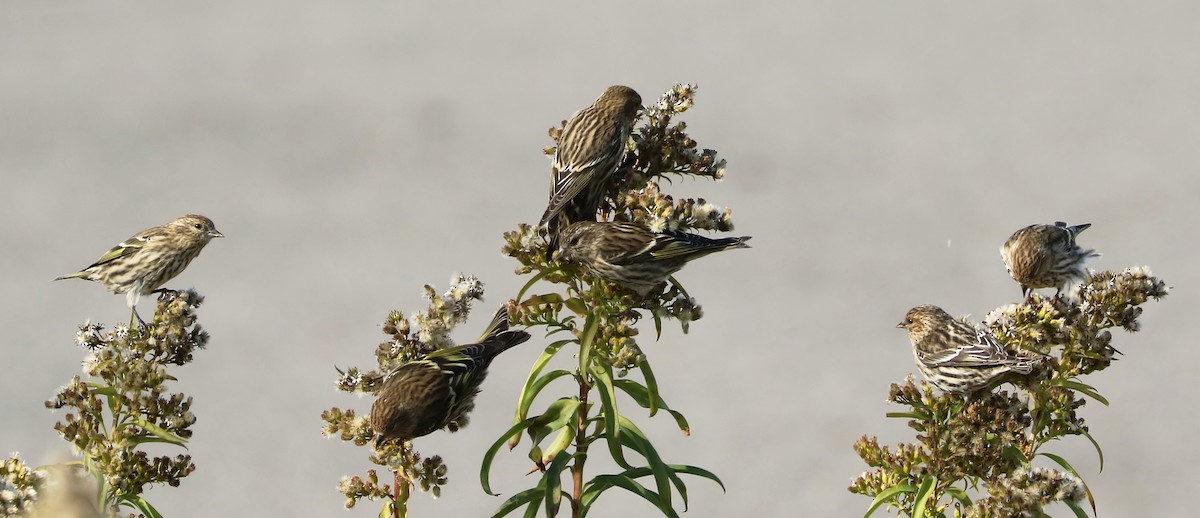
[83,235,152,269]
[589,224,657,265]
[542,115,627,224]
[919,325,1014,367]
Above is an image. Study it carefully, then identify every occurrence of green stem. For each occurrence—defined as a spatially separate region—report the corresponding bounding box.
[570,374,590,518]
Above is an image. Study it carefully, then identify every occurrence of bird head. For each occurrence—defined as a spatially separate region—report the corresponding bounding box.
[597,85,642,120]
[174,214,224,242]
[897,305,948,343]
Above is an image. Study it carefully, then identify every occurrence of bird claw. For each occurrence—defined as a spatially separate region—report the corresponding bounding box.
[618,309,641,323]
[153,288,181,301]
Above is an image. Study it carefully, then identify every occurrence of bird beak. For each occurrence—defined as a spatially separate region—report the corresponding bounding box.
[209,230,225,238]
[896,321,907,328]
[550,248,562,262]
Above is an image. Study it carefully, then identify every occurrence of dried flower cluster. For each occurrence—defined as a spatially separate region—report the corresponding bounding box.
[851,268,1168,516]
[1,454,44,516]
[39,291,207,516]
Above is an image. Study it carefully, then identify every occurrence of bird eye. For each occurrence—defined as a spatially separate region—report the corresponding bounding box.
[193,223,202,230]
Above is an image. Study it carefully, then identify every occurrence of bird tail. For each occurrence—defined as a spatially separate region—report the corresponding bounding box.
[1054,222,1100,258]
[478,306,532,359]
[725,236,753,249]
[688,233,752,252]
[475,306,512,342]
[1055,221,1091,235]
[655,232,752,261]
[53,271,86,281]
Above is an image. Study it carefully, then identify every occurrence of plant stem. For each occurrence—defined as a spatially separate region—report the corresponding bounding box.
[392,470,400,517]
[570,374,590,518]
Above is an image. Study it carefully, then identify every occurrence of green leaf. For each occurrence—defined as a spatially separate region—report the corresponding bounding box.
[521,292,564,309]
[886,411,930,421]
[590,363,629,469]
[912,474,938,518]
[943,486,972,508]
[1080,428,1105,472]
[667,275,690,299]
[579,312,599,374]
[490,487,543,518]
[1001,445,1029,464]
[564,297,588,317]
[639,361,661,416]
[529,398,582,431]
[669,464,725,493]
[1039,452,1096,515]
[1046,379,1110,406]
[864,483,915,518]
[541,425,577,466]
[526,398,584,450]
[83,382,118,396]
[542,451,571,517]
[522,369,573,417]
[122,495,164,518]
[516,270,552,303]
[127,417,188,447]
[613,379,689,435]
[1063,498,1090,518]
[615,416,672,511]
[482,419,539,496]
[652,310,663,340]
[513,340,570,428]
[581,464,724,513]
[580,475,678,518]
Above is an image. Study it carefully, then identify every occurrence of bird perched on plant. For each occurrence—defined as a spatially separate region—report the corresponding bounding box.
[539,85,643,256]
[54,214,223,325]
[897,305,1047,395]
[1001,221,1099,303]
[371,307,531,446]
[553,221,751,296]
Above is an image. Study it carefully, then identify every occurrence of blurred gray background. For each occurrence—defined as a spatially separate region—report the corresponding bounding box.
[2,1,1196,516]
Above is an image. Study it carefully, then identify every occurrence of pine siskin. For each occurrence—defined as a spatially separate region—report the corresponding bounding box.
[1000,221,1100,302]
[897,305,1047,395]
[371,307,532,445]
[539,85,643,255]
[54,214,223,323]
[553,221,751,296]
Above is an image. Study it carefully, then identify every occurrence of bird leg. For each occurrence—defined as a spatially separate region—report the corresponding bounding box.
[129,308,148,330]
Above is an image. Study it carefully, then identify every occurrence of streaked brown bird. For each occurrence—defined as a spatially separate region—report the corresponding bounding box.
[539,85,642,256]
[897,305,1047,395]
[55,214,223,325]
[371,307,531,446]
[1001,221,1099,302]
[553,221,751,296]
